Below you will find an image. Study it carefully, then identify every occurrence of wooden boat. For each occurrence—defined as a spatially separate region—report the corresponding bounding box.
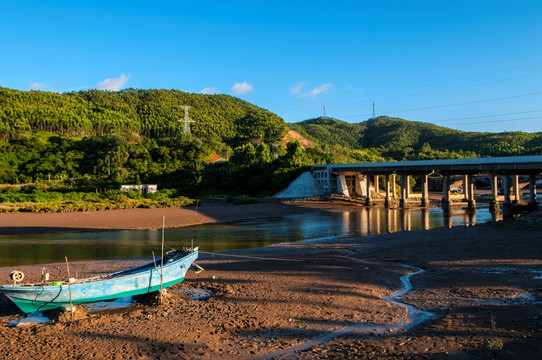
[0,248,198,313]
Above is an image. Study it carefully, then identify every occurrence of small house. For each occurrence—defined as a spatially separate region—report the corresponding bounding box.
[119,184,158,194]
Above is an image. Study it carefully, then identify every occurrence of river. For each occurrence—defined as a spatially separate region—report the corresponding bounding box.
[0,206,501,267]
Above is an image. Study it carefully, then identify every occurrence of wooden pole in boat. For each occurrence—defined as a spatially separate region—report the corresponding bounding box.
[65,256,74,318]
[160,216,165,304]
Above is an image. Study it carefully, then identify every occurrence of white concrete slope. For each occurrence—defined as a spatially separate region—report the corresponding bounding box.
[273,172,326,199]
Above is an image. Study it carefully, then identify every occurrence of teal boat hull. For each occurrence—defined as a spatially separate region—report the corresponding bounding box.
[0,249,198,313]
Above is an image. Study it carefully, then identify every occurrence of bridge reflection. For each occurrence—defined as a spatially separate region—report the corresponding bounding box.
[338,206,502,235]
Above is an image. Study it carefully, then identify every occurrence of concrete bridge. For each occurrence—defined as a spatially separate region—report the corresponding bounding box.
[311,155,542,212]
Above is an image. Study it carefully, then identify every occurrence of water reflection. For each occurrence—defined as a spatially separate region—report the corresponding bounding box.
[0,207,501,267]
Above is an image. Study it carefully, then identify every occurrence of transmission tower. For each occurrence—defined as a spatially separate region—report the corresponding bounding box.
[178,106,195,134]
[372,101,375,118]
[323,106,326,120]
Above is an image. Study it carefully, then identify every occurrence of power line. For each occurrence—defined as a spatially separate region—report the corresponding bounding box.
[441,115,542,128]
[271,61,542,112]
[311,71,542,111]
[369,61,542,96]
[385,91,542,115]
[431,109,542,124]
[331,91,542,120]
[375,72,542,103]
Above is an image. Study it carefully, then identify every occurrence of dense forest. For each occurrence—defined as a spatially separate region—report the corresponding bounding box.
[0,87,285,144]
[289,116,542,160]
[1,87,541,211]
[0,88,326,209]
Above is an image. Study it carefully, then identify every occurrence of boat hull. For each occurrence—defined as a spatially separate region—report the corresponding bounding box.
[0,250,197,313]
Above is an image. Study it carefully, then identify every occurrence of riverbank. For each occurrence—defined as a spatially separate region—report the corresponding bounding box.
[0,200,347,235]
[1,203,541,359]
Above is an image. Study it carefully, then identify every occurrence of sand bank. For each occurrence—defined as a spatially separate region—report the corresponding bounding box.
[1,202,541,359]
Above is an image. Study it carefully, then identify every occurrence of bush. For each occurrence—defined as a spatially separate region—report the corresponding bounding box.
[486,338,504,351]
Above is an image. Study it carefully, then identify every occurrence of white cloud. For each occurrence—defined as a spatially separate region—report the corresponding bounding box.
[95,74,131,91]
[201,87,220,95]
[291,82,335,98]
[309,83,334,96]
[26,82,47,90]
[230,81,254,95]
[290,82,306,95]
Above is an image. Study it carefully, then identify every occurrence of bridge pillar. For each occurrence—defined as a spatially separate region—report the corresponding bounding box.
[502,175,512,216]
[489,174,499,211]
[421,174,429,207]
[512,175,520,204]
[337,175,350,197]
[463,175,469,201]
[374,175,379,195]
[529,174,538,209]
[400,175,410,208]
[365,174,372,206]
[467,174,476,211]
[355,175,365,196]
[442,174,451,212]
[385,175,391,207]
[391,174,397,198]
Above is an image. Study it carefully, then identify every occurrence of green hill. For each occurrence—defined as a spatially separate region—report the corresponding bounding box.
[0,87,286,146]
[0,87,292,189]
[1,86,541,202]
[289,116,542,158]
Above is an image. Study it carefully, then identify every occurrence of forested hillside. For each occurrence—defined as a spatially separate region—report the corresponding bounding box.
[1,87,541,211]
[289,116,542,159]
[0,87,285,145]
[0,88,320,205]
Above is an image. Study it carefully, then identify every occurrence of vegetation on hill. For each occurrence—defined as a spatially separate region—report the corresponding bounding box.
[0,88,333,211]
[290,116,542,160]
[1,87,540,212]
[0,87,285,145]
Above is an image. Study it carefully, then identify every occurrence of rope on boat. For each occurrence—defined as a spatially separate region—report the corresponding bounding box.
[198,251,304,262]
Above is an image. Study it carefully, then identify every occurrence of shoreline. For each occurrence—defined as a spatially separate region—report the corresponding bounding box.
[1,203,541,359]
[0,201,345,236]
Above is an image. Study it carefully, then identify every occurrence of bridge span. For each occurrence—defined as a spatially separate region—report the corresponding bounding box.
[311,155,542,212]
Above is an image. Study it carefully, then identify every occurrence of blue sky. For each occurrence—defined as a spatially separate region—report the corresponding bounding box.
[1,0,541,133]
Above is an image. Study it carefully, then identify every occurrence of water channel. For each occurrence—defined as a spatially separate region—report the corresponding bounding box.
[0,206,501,267]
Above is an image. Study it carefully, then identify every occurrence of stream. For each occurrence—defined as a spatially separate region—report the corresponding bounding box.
[251,264,434,360]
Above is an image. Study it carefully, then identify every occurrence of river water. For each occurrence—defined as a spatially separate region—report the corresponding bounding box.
[0,206,501,267]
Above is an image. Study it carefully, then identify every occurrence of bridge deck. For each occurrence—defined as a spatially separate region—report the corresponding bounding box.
[313,155,542,175]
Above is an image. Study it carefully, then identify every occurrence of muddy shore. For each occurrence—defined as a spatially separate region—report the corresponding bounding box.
[0,201,336,235]
[1,202,541,359]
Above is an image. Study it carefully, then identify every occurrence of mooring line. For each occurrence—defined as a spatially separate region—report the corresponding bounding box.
[198,251,304,262]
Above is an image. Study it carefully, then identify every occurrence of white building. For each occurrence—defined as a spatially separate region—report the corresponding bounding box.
[119,184,158,194]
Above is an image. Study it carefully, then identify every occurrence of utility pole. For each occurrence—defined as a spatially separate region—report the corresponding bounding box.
[372,101,375,118]
[178,106,195,134]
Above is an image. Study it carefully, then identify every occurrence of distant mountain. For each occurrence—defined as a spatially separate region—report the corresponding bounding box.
[288,116,542,157]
